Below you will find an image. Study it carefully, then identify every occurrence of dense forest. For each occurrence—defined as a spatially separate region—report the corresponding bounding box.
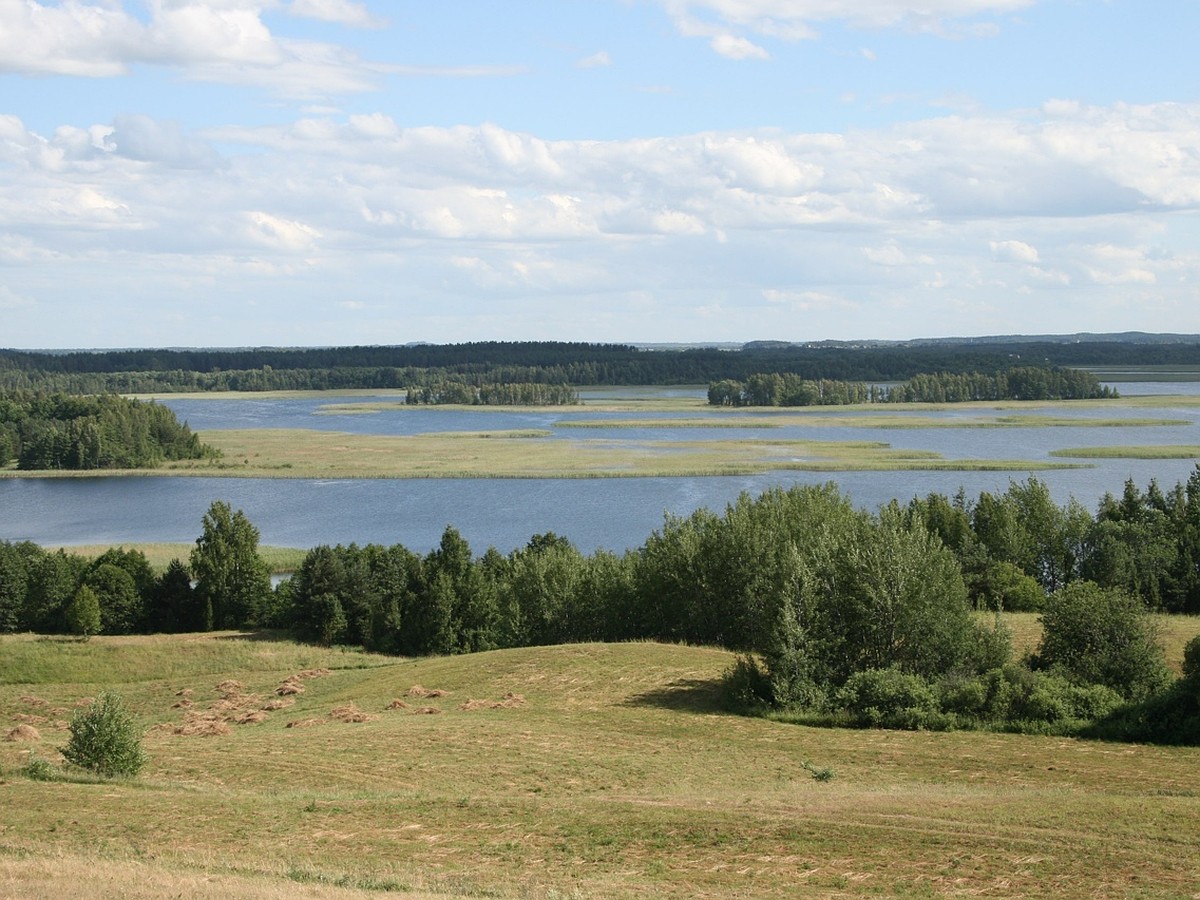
[0,390,214,470]
[3,339,1198,394]
[708,367,1115,406]
[3,470,1199,743]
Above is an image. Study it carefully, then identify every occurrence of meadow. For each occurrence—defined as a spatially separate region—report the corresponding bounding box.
[3,630,1200,898]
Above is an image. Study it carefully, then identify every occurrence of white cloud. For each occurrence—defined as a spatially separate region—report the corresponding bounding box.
[0,0,383,97]
[6,98,1200,343]
[710,34,770,59]
[288,0,385,28]
[0,285,36,310]
[990,239,1039,263]
[576,50,612,69]
[658,0,1035,56]
[243,211,321,253]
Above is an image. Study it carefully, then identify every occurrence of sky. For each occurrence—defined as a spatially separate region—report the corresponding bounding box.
[1,1,1199,349]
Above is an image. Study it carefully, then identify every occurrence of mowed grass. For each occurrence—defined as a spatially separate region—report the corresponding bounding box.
[145,428,1081,479]
[3,633,1200,898]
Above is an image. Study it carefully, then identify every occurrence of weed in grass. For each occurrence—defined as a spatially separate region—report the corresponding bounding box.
[801,761,836,782]
[21,755,57,781]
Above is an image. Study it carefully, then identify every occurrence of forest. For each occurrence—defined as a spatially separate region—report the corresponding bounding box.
[3,339,1198,393]
[0,390,215,470]
[3,470,1199,744]
[708,366,1115,406]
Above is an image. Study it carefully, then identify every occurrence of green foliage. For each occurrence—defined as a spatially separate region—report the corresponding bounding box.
[64,585,101,639]
[1036,581,1171,702]
[0,388,214,470]
[60,692,147,777]
[1183,635,1200,680]
[22,755,58,782]
[834,668,947,730]
[190,501,272,630]
[708,366,1113,408]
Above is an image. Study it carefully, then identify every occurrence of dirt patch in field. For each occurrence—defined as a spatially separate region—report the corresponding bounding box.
[5,724,40,742]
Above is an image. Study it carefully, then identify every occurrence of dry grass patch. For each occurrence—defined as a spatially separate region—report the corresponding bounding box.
[5,724,40,741]
[329,704,378,724]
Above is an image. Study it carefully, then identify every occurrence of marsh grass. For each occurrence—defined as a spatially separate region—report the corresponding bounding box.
[1,633,1199,898]
[1050,445,1200,459]
[148,428,1083,479]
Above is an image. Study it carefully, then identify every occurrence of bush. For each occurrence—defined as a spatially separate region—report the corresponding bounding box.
[1182,635,1200,680]
[22,755,57,781]
[60,692,147,777]
[1035,581,1171,702]
[835,668,949,729]
[721,655,773,710]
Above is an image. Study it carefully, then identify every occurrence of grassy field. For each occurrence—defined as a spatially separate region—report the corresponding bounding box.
[2,631,1200,898]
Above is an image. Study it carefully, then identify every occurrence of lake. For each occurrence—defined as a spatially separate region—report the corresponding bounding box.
[2,384,1198,555]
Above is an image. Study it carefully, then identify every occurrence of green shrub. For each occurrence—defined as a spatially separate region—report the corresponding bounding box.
[835,668,945,729]
[721,655,773,710]
[1182,635,1200,680]
[22,755,57,781]
[60,692,147,777]
[1036,581,1171,702]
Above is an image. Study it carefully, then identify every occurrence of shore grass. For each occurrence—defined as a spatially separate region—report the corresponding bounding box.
[556,414,1189,429]
[2,633,1199,898]
[43,543,307,574]
[1050,445,1200,460]
[141,428,1083,478]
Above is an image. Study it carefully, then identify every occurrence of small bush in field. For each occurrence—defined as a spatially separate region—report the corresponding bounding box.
[60,692,146,777]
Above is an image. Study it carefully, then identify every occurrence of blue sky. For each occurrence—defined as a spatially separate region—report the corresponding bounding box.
[2,0,1199,348]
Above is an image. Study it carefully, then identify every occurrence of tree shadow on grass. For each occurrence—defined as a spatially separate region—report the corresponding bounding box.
[212,629,290,642]
[623,676,729,715]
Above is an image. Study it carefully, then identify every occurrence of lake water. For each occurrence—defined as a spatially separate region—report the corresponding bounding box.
[2,384,1198,555]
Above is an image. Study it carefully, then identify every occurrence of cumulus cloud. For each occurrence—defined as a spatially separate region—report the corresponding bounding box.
[710,34,770,59]
[0,0,384,96]
[5,98,1200,342]
[288,0,385,28]
[657,0,1036,55]
[990,239,1039,263]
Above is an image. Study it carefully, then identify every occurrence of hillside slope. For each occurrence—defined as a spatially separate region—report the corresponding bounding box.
[2,634,1198,898]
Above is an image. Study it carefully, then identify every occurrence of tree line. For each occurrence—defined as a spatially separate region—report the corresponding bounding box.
[3,340,1196,394]
[405,381,580,406]
[0,390,215,470]
[708,367,1114,407]
[2,470,1199,743]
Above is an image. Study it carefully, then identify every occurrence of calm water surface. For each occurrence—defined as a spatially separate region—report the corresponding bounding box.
[2,383,1197,554]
